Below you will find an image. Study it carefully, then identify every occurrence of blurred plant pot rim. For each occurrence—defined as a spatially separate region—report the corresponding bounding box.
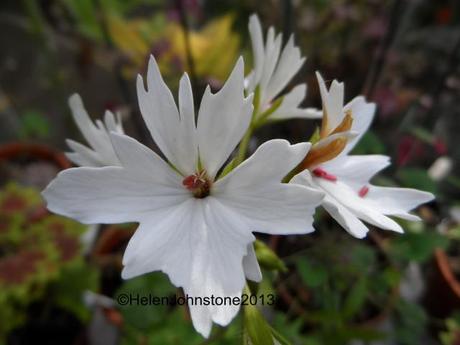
[0,142,71,170]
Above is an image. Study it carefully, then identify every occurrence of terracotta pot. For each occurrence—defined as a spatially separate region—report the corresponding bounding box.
[0,142,71,170]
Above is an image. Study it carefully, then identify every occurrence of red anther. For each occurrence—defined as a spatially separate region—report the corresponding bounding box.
[358,186,369,197]
[182,171,211,198]
[182,175,199,190]
[312,167,337,182]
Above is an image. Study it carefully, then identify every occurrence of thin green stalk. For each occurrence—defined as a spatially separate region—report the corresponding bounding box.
[235,127,253,166]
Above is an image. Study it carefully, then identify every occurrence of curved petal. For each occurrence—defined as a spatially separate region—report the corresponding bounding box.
[270,84,322,120]
[342,96,376,154]
[259,31,282,106]
[365,186,434,220]
[214,140,324,234]
[321,154,391,189]
[243,243,262,282]
[322,195,369,238]
[68,94,120,166]
[247,14,265,93]
[265,35,305,102]
[122,197,254,338]
[197,57,253,179]
[316,72,345,133]
[137,56,198,175]
[43,133,188,224]
[65,139,104,167]
[314,178,404,233]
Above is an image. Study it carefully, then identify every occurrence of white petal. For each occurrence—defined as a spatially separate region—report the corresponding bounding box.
[214,140,324,234]
[322,195,369,238]
[65,152,99,167]
[247,14,265,93]
[365,186,434,220]
[342,96,376,154]
[122,197,254,338]
[68,94,103,151]
[315,72,345,133]
[137,56,197,174]
[243,243,262,282]
[265,35,305,102]
[43,134,188,224]
[68,94,120,166]
[259,32,282,105]
[314,178,404,233]
[103,110,123,133]
[269,84,322,120]
[65,139,103,167]
[197,57,253,178]
[175,73,198,174]
[321,154,391,189]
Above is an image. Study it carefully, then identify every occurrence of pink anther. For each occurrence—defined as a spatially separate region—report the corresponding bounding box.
[312,167,337,182]
[358,186,369,197]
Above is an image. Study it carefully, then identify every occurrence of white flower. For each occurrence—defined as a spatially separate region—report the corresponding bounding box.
[292,73,434,238]
[66,94,124,167]
[42,56,324,337]
[246,14,321,121]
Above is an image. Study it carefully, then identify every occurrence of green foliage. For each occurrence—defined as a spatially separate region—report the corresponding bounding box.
[296,260,328,288]
[254,240,287,273]
[119,278,242,344]
[397,168,437,194]
[393,300,428,345]
[283,233,396,344]
[116,273,176,331]
[389,231,449,263]
[18,110,51,139]
[440,313,460,345]
[244,303,274,345]
[352,131,386,155]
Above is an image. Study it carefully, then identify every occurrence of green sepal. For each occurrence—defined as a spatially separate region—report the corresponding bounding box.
[254,240,287,273]
[309,127,321,145]
[244,303,274,345]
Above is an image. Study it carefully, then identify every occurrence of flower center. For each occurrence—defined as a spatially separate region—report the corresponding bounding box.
[182,171,212,198]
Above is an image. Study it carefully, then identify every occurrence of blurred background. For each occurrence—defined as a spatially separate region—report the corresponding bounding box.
[0,0,459,344]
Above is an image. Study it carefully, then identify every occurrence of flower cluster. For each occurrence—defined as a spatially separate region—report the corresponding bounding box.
[42,14,434,338]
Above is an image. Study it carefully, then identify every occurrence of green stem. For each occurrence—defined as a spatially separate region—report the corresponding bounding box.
[235,127,253,166]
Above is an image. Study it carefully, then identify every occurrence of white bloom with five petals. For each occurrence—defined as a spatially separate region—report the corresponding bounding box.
[66,94,124,167]
[246,14,321,121]
[42,57,324,337]
[292,73,434,238]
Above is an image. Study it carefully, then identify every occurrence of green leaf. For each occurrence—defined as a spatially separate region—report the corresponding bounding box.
[351,131,385,154]
[52,261,99,322]
[397,168,437,194]
[296,260,328,288]
[395,300,428,345]
[19,110,50,139]
[270,326,293,345]
[390,232,449,263]
[342,277,367,319]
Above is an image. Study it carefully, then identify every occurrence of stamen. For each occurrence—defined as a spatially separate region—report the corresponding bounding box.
[358,186,369,197]
[182,171,211,198]
[312,168,337,181]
